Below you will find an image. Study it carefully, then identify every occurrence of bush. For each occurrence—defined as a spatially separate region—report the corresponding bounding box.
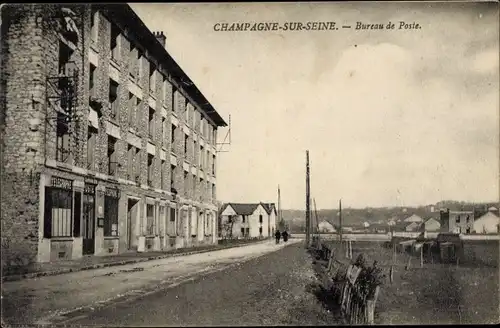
[354,255,385,300]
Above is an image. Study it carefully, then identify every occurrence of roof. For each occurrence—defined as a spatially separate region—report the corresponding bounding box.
[476,211,500,221]
[221,203,258,215]
[260,203,277,215]
[221,203,275,216]
[96,4,227,127]
[404,214,423,223]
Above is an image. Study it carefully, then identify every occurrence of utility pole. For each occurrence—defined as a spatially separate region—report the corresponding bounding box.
[339,199,343,254]
[305,150,310,248]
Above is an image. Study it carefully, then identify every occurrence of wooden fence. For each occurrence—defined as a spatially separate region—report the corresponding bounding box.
[313,238,381,325]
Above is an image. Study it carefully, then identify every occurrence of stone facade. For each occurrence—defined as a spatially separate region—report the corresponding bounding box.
[1,4,225,265]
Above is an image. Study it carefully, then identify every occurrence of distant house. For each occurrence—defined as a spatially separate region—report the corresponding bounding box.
[440,210,474,234]
[318,220,336,233]
[363,221,370,228]
[220,202,277,239]
[405,222,420,232]
[404,214,423,223]
[419,218,441,232]
[473,211,500,234]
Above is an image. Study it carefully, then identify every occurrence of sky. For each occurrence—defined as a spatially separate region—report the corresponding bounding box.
[130,2,499,210]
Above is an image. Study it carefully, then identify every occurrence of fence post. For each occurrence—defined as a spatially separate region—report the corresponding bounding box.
[420,246,423,268]
[405,255,411,270]
[366,286,380,325]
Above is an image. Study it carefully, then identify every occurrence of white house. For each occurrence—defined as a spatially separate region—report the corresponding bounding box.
[219,202,277,239]
[419,218,441,232]
[405,222,420,232]
[404,214,423,223]
[318,220,336,233]
[473,212,500,234]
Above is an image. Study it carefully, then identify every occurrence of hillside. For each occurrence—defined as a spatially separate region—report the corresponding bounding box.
[282,201,499,232]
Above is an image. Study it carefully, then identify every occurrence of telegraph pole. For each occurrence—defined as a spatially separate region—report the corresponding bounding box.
[339,199,343,253]
[305,150,310,247]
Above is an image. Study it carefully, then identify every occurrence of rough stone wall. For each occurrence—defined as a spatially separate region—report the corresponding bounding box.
[0,5,45,270]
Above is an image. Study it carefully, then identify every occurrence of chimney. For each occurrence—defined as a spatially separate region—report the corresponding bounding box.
[154,31,166,48]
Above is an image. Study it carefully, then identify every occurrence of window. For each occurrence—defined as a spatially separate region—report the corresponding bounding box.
[193,175,197,198]
[90,9,98,44]
[185,101,190,122]
[184,134,188,155]
[193,140,198,166]
[183,171,189,196]
[242,215,246,223]
[170,207,176,222]
[198,177,203,200]
[134,148,140,182]
[127,144,134,180]
[161,160,166,190]
[107,136,117,176]
[245,228,250,236]
[133,98,141,129]
[109,79,119,120]
[241,227,245,236]
[87,126,97,170]
[128,93,135,127]
[44,181,73,238]
[171,124,176,145]
[146,203,155,235]
[212,184,215,200]
[159,205,165,235]
[259,215,263,224]
[110,23,120,61]
[129,42,136,79]
[466,215,470,223]
[200,117,204,135]
[456,215,461,223]
[200,145,204,170]
[172,85,177,112]
[259,227,263,236]
[212,155,216,175]
[104,188,119,237]
[56,113,71,163]
[137,51,143,79]
[170,164,176,189]
[161,117,166,145]
[466,227,471,234]
[147,154,154,186]
[149,62,156,94]
[89,64,96,97]
[148,107,155,139]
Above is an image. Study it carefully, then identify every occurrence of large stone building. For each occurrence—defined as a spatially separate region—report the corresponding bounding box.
[1,4,227,265]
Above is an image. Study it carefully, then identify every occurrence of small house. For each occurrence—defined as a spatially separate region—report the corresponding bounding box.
[473,211,500,234]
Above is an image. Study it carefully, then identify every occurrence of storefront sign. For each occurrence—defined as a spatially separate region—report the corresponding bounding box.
[105,187,120,198]
[50,176,73,190]
[84,183,96,195]
[97,218,105,227]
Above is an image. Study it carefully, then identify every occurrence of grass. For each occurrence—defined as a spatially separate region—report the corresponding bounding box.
[322,240,499,324]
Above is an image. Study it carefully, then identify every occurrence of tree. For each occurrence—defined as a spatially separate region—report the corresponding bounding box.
[222,215,240,240]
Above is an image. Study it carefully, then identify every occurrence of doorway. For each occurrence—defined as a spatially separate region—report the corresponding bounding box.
[127,198,139,250]
[82,192,95,255]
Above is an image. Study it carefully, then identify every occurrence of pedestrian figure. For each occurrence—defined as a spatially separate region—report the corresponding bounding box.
[282,230,289,242]
[275,229,281,244]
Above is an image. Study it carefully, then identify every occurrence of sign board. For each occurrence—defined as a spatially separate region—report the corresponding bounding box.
[97,218,105,228]
[51,176,73,190]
